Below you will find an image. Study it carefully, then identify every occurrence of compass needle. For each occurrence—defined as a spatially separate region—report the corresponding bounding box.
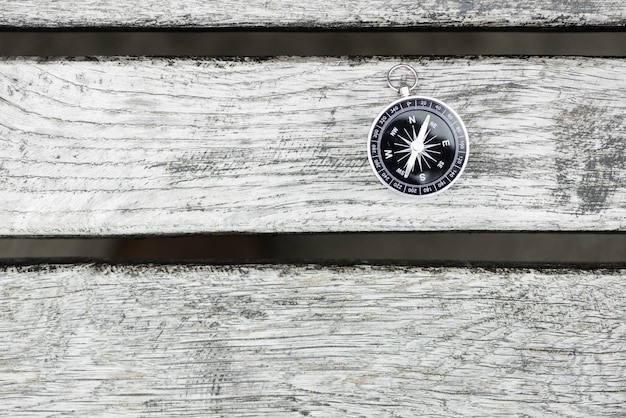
[417,115,430,145]
[404,151,418,178]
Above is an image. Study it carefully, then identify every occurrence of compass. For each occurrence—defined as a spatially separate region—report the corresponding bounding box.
[367,64,469,196]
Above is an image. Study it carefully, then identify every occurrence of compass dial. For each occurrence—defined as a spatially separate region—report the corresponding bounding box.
[368,96,469,196]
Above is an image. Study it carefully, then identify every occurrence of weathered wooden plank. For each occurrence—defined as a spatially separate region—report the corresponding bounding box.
[0,0,625,29]
[0,264,623,416]
[0,57,625,235]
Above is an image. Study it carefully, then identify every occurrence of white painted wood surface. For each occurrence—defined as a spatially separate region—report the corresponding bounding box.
[0,57,625,235]
[0,264,623,416]
[0,0,624,28]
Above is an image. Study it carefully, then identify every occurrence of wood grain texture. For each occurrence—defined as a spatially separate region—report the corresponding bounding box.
[0,263,624,416]
[0,57,625,235]
[0,0,625,29]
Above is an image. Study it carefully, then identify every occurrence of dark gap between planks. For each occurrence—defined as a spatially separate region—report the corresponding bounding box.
[0,32,625,56]
[0,234,624,263]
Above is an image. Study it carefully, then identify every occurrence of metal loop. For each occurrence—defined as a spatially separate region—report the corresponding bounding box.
[386,63,418,94]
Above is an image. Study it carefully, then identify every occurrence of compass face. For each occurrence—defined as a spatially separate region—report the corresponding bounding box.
[367,96,469,196]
